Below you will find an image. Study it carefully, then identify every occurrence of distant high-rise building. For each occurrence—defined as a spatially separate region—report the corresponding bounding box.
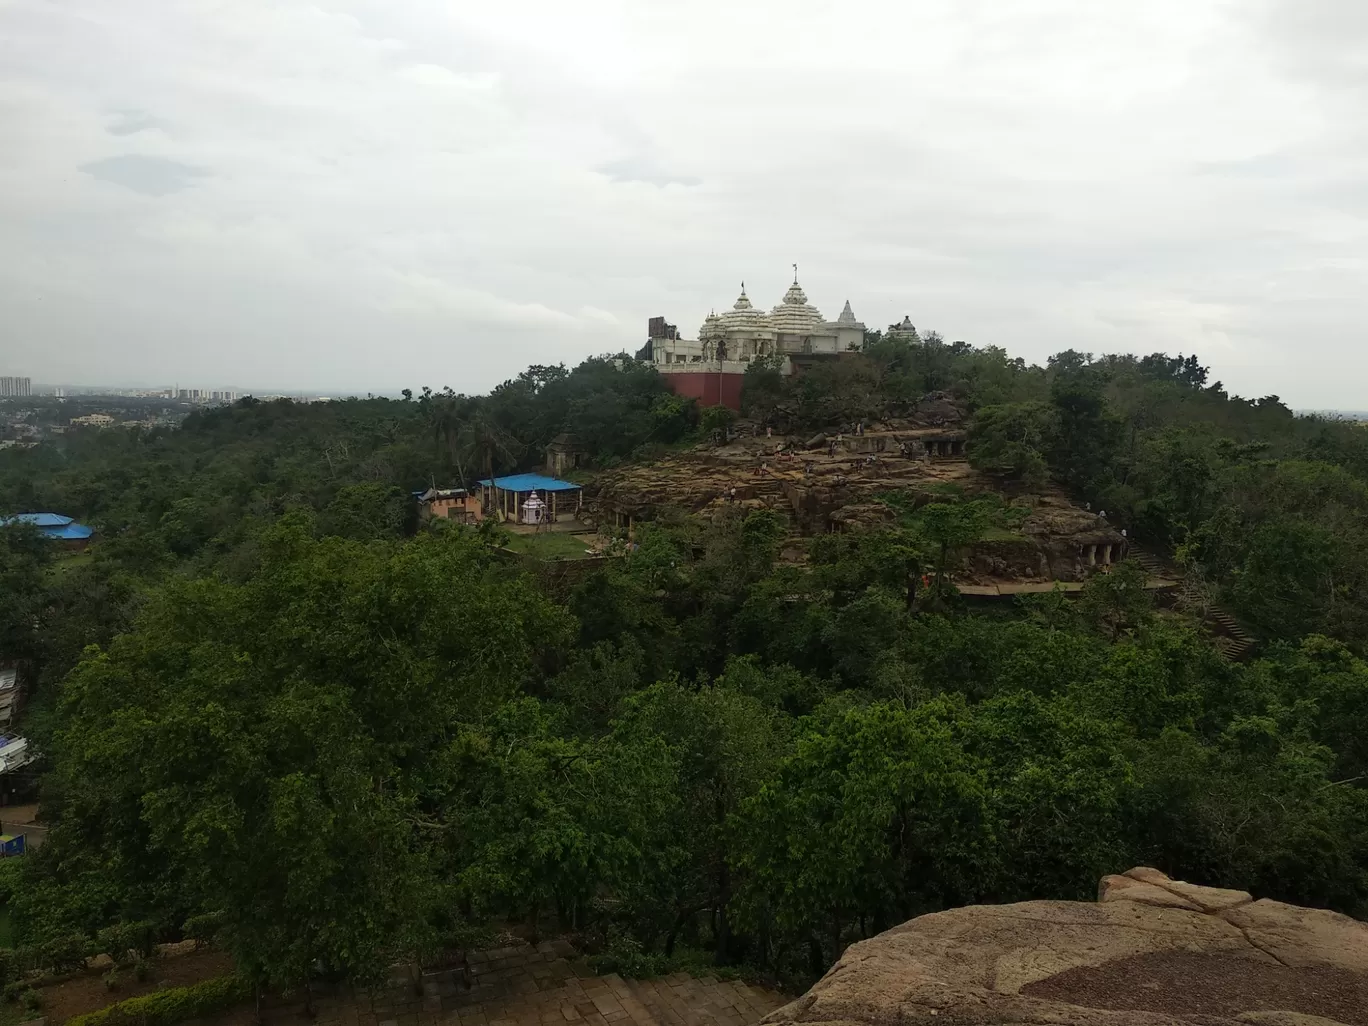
[0,376,32,397]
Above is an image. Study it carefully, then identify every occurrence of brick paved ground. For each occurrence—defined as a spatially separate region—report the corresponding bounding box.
[274,939,785,1026]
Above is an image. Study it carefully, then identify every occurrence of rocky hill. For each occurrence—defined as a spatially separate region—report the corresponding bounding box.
[586,399,1127,581]
[762,867,1368,1026]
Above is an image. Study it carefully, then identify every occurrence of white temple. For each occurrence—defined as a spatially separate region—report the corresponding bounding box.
[650,271,866,370]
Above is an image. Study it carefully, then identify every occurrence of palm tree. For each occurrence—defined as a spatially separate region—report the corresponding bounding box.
[427,393,525,513]
[428,391,472,485]
[457,404,524,489]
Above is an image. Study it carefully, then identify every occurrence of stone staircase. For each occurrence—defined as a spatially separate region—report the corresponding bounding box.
[1129,548,1170,577]
[1128,546,1257,662]
[1207,608,1256,662]
[745,478,799,529]
[623,973,785,1026]
[327,940,787,1026]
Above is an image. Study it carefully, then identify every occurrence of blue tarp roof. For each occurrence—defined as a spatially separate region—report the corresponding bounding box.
[1,513,73,527]
[478,473,582,493]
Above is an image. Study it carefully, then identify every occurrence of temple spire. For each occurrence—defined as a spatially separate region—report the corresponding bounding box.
[792,263,798,284]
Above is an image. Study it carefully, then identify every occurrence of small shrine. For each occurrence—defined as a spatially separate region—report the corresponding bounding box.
[520,490,546,525]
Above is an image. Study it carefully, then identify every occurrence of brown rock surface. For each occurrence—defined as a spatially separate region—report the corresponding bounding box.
[762,869,1368,1026]
[1097,873,1201,911]
[1117,867,1255,913]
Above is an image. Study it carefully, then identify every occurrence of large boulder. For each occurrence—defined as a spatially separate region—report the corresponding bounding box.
[763,868,1368,1026]
[910,391,967,427]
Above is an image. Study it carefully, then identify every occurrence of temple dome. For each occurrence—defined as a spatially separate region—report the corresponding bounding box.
[698,311,725,341]
[888,315,919,340]
[719,285,773,334]
[770,278,825,335]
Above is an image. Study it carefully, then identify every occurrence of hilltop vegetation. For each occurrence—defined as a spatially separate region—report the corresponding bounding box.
[2,334,1368,995]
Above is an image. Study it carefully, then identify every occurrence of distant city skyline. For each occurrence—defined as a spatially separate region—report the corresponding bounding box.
[9,380,343,399]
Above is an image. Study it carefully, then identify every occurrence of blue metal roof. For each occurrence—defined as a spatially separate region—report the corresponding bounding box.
[1,513,73,528]
[50,523,94,540]
[477,473,582,493]
[0,513,92,540]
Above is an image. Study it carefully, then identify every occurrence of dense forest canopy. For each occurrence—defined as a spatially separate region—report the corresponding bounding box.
[3,332,1368,994]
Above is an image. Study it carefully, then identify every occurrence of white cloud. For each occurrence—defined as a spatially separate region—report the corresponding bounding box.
[398,64,499,92]
[0,0,1365,403]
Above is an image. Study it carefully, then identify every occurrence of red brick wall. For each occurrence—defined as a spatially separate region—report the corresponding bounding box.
[661,371,744,411]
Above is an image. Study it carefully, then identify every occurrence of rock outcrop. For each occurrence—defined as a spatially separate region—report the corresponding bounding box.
[763,868,1368,1026]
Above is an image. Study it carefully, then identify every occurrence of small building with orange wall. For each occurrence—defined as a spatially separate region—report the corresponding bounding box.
[417,487,483,524]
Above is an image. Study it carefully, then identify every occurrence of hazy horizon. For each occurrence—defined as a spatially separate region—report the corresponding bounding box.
[4,0,1368,406]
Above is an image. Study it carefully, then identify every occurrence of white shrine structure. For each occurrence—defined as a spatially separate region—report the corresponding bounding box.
[644,269,867,410]
[519,490,546,525]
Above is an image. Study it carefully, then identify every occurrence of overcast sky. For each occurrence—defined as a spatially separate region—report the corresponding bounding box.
[2,0,1366,404]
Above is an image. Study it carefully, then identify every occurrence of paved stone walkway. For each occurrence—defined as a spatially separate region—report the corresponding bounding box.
[291,940,785,1026]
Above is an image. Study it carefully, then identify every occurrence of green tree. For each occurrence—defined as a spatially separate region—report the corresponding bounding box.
[1076,558,1152,641]
[1047,351,1122,496]
[610,679,790,960]
[740,355,789,425]
[968,692,1136,900]
[967,402,1057,490]
[733,698,994,972]
[0,522,53,664]
[443,698,677,943]
[318,483,413,540]
[31,518,572,990]
[904,499,1002,595]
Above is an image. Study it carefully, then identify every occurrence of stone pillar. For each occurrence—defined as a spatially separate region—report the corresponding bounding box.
[1087,544,1097,566]
[1102,544,1112,565]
